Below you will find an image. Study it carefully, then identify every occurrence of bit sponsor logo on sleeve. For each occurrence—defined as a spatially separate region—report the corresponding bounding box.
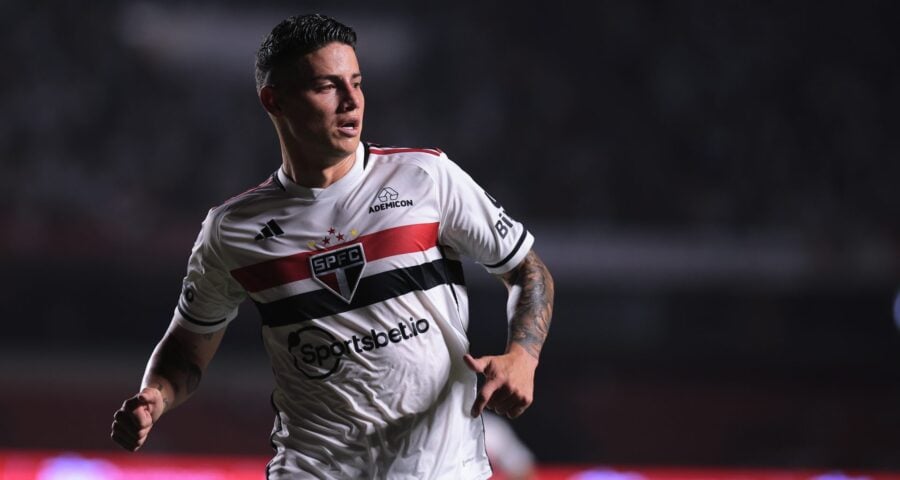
[484,190,516,238]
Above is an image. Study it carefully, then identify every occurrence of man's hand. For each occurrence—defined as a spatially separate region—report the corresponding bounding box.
[464,343,539,419]
[466,249,553,420]
[110,386,166,451]
[110,323,225,451]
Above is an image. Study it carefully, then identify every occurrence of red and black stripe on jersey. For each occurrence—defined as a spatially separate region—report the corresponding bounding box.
[228,222,465,326]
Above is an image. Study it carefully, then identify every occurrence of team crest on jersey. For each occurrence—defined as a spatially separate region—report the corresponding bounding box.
[309,243,367,303]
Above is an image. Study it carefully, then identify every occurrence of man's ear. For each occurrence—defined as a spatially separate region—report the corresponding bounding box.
[259,85,281,116]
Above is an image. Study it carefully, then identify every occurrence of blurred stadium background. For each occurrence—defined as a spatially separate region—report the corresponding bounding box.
[1,0,899,478]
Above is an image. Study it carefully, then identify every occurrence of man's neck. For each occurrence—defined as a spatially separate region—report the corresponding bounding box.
[280,145,357,189]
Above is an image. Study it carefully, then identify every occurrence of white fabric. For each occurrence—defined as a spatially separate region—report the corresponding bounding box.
[171,142,534,479]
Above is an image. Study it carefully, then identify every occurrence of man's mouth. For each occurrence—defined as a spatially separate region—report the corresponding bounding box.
[337,119,360,136]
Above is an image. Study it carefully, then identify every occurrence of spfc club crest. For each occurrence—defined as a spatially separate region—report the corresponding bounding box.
[309,243,366,303]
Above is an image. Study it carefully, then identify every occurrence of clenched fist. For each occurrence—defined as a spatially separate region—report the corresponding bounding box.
[110,387,166,451]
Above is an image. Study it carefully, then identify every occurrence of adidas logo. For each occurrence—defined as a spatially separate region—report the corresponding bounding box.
[255,219,285,240]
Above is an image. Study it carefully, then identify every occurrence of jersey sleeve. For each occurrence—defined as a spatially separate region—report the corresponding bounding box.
[172,209,246,334]
[433,153,534,274]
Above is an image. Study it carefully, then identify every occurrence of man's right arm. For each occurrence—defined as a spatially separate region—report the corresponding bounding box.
[110,321,225,451]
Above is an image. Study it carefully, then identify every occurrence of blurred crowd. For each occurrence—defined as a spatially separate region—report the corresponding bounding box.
[2,1,897,259]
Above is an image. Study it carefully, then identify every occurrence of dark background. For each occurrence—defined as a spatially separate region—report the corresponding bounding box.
[2,0,899,470]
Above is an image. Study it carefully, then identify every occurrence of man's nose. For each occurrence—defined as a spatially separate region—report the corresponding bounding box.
[339,84,361,111]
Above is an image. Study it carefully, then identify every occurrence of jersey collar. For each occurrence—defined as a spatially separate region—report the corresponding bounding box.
[276,142,366,200]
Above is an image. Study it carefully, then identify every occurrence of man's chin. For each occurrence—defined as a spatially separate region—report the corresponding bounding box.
[334,137,361,155]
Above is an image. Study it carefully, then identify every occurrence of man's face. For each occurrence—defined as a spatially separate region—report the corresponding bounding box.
[276,42,364,161]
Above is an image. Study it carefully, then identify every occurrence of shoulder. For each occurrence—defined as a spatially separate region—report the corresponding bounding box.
[214,172,282,211]
[367,142,446,170]
[367,143,445,160]
[203,172,283,232]
[366,142,464,179]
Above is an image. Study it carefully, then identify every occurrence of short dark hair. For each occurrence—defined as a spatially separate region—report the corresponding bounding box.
[255,14,357,92]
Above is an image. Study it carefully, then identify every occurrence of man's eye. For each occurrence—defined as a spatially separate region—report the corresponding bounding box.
[315,84,336,91]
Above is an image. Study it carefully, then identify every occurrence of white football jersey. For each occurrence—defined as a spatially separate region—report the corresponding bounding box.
[172,141,534,479]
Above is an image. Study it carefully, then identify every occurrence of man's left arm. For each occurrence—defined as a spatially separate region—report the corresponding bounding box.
[464,249,554,418]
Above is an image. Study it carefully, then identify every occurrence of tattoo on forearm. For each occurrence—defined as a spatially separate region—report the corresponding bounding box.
[503,251,554,360]
[153,336,202,397]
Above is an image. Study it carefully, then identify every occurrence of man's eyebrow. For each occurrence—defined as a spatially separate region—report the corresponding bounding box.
[311,73,363,81]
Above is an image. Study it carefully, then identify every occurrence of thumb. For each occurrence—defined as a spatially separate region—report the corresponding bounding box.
[464,353,488,374]
[135,388,165,423]
[121,395,153,430]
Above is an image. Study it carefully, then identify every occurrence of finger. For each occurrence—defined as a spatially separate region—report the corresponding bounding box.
[463,354,487,374]
[498,390,533,419]
[471,379,502,418]
[506,404,528,419]
[115,406,152,430]
[113,409,141,430]
[112,410,154,436]
[110,416,137,438]
[494,393,530,418]
[486,388,513,415]
[133,405,154,428]
[111,427,140,451]
[111,433,134,451]
[111,421,140,445]
[122,394,149,412]
[137,389,162,407]
[125,390,161,413]
[112,414,153,450]
[119,393,153,422]
[113,417,152,450]
[116,420,153,442]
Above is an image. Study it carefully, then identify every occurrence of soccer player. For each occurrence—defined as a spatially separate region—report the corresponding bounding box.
[110,14,554,479]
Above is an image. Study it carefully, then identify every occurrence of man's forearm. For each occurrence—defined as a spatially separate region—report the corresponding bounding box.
[142,335,202,411]
[141,327,222,413]
[501,250,554,360]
